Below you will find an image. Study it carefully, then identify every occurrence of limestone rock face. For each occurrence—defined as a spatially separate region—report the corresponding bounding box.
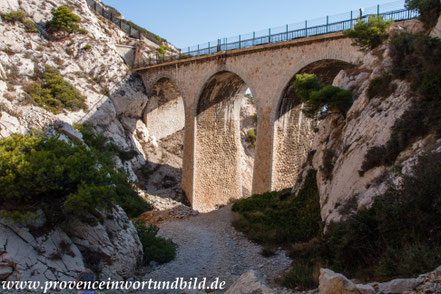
[66,206,143,280]
[430,15,441,39]
[0,0,19,12]
[0,205,142,281]
[0,0,153,183]
[374,278,422,294]
[0,222,85,281]
[319,269,376,294]
[225,270,277,294]
[294,20,441,225]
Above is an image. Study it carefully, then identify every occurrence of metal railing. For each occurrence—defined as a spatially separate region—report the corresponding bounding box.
[136,1,419,68]
[86,0,142,39]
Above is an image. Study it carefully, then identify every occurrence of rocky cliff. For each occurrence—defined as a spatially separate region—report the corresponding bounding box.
[294,18,441,225]
[0,0,176,281]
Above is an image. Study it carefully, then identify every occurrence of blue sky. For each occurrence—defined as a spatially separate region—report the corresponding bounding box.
[101,0,406,49]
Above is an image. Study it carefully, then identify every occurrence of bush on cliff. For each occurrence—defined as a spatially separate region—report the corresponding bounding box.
[1,11,38,33]
[46,5,85,35]
[24,65,87,114]
[292,73,353,118]
[406,0,441,29]
[0,131,152,225]
[343,15,392,50]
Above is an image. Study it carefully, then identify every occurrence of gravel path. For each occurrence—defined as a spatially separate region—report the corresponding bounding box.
[4,205,292,294]
[139,204,292,293]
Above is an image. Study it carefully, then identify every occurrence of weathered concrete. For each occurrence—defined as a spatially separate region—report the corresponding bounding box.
[137,32,362,212]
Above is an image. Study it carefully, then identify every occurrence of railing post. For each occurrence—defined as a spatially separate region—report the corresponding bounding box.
[119,19,121,28]
[239,35,241,49]
[208,42,210,54]
[350,11,353,28]
[360,8,363,19]
[305,20,308,37]
[129,26,132,37]
[268,28,271,43]
[253,32,255,46]
[93,1,96,11]
[326,16,329,33]
[377,4,380,16]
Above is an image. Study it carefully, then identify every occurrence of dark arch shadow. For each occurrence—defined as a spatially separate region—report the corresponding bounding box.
[272,59,355,191]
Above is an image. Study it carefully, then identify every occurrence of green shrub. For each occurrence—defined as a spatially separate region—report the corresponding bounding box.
[1,11,26,23]
[134,221,177,264]
[343,15,393,50]
[1,11,38,33]
[246,129,257,146]
[156,45,168,56]
[77,125,138,163]
[0,132,152,226]
[82,44,92,51]
[232,169,322,246]
[293,74,353,118]
[24,19,38,33]
[46,6,82,35]
[321,149,336,181]
[405,0,441,29]
[390,33,441,103]
[367,73,393,99]
[24,65,87,114]
[282,260,316,290]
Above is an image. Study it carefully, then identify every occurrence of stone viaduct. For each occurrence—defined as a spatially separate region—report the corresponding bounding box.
[136,32,362,212]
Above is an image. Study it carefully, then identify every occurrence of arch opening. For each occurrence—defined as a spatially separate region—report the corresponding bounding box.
[144,77,185,140]
[194,71,256,212]
[272,60,353,191]
[141,77,186,202]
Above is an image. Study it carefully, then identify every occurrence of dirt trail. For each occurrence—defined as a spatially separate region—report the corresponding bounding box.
[141,205,292,293]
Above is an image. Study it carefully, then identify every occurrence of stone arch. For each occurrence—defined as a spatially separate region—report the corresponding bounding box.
[193,70,252,212]
[271,59,355,191]
[144,77,185,140]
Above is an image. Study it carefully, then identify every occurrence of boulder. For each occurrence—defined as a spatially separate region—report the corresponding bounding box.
[375,278,422,293]
[110,75,148,118]
[319,269,375,294]
[0,222,85,281]
[66,205,143,279]
[430,15,441,39]
[225,270,277,294]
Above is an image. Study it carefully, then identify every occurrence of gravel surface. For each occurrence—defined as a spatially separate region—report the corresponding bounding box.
[138,204,292,293]
[3,205,293,294]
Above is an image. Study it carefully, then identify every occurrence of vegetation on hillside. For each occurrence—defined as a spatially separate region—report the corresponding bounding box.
[292,73,353,118]
[343,15,393,50]
[0,128,152,226]
[406,0,441,28]
[1,10,37,33]
[46,5,87,36]
[24,65,87,114]
[233,151,441,290]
